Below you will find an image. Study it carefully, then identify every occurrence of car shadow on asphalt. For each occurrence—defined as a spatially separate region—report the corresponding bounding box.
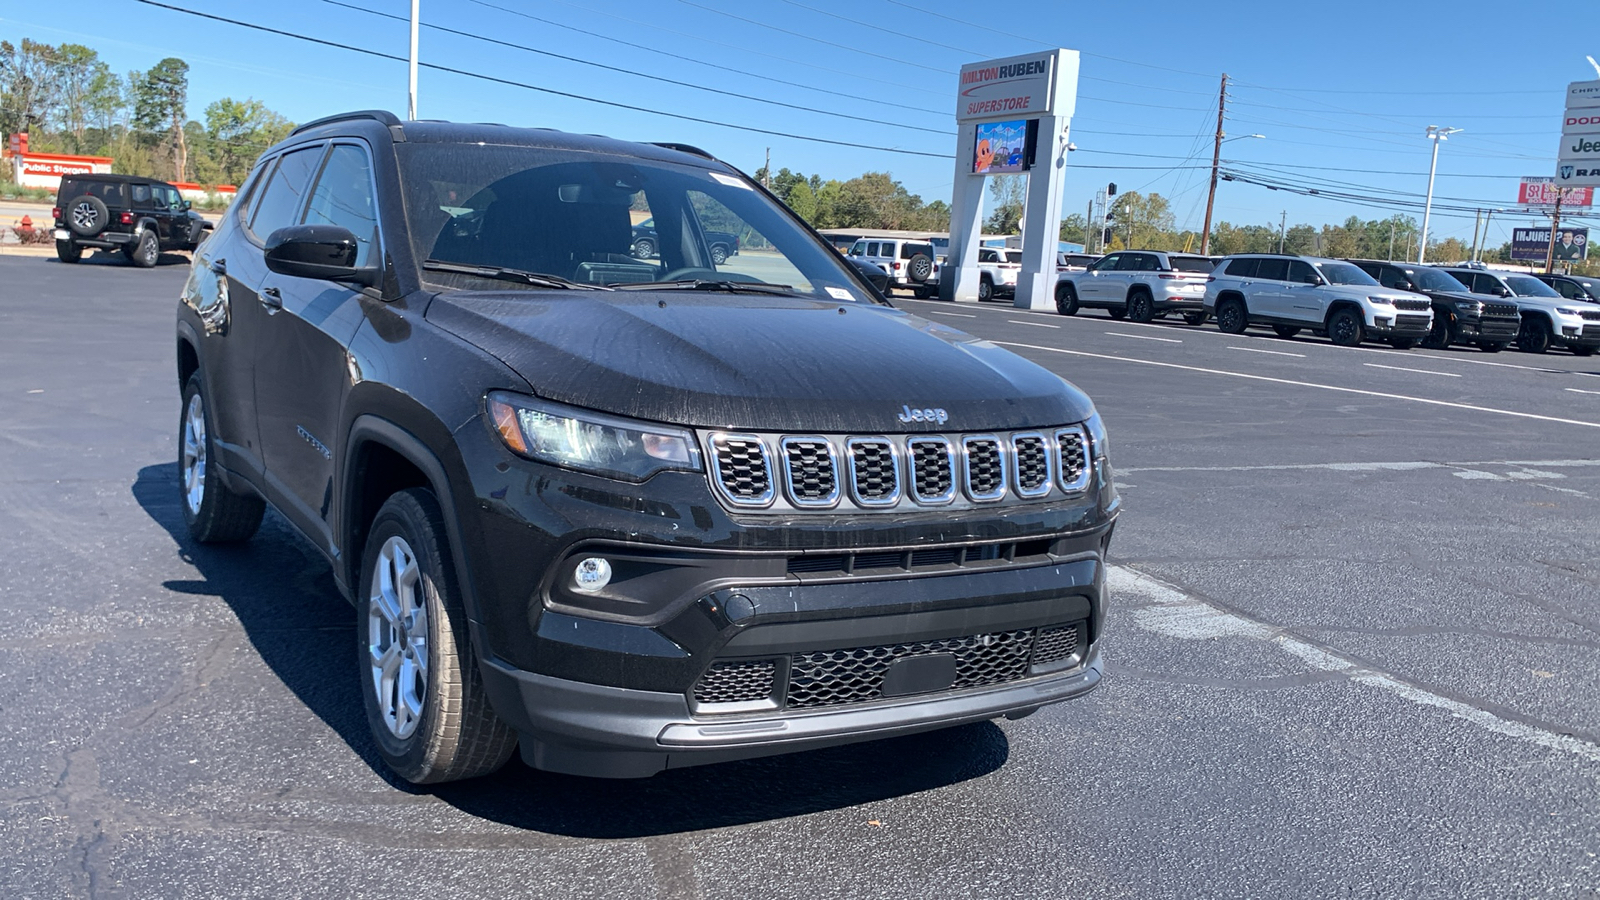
[132,463,1009,837]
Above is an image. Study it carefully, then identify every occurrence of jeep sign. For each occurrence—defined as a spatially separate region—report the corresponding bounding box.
[1557,80,1600,187]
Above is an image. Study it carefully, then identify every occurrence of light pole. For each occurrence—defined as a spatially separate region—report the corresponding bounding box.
[1199,133,1264,255]
[408,0,420,119]
[1418,125,1462,263]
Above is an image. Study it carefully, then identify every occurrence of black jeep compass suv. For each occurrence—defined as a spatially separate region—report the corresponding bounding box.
[176,110,1118,782]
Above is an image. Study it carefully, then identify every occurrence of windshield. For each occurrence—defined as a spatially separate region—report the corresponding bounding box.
[394,143,872,302]
[1505,275,1561,298]
[1409,267,1469,292]
[1168,256,1215,273]
[1313,261,1379,286]
[1004,250,1023,264]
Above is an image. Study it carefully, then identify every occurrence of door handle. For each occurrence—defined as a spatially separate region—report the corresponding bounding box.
[260,286,283,313]
[209,257,227,276]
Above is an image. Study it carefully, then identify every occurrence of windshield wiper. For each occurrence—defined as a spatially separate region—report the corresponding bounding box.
[608,279,798,295]
[423,259,611,291]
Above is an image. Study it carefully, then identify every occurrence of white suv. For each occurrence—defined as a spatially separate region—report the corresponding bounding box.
[1439,266,1600,356]
[976,247,1022,300]
[846,238,936,296]
[1056,250,1214,324]
[1204,254,1433,348]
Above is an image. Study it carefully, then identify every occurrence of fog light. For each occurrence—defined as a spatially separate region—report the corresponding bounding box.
[572,557,612,593]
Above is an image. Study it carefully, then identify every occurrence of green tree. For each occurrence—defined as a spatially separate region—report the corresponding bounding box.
[785,179,817,224]
[52,44,107,151]
[134,57,189,181]
[0,39,62,139]
[203,97,292,185]
[985,175,1025,234]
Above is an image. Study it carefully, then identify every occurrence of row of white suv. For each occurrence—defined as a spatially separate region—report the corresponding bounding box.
[1204,255,1434,348]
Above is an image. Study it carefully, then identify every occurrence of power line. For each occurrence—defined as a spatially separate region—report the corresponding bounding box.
[130,0,956,159]
[458,0,947,116]
[673,0,948,74]
[323,0,954,136]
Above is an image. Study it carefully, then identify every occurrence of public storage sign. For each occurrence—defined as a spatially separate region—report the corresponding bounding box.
[957,51,1074,122]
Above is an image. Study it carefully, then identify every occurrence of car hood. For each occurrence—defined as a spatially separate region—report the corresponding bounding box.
[424,290,1093,432]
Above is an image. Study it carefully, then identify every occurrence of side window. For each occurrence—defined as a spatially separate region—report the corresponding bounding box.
[303,144,380,268]
[130,184,153,207]
[864,242,878,257]
[248,145,325,241]
[1091,253,1119,271]
[1377,267,1410,290]
[980,249,998,263]
[162,186,183,210]
[1451,273,1476,292]
[1256,259,1289,281]
[1224,258,1258,277]
[1287,260,1318,284]
[1554,279,1579,299]
[1114,254,1142,271]
[848,240,866,257]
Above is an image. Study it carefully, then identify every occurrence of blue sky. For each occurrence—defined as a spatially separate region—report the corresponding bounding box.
[3,0,1590,246]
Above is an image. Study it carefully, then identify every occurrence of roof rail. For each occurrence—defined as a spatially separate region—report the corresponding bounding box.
[650,141,715,160]
[290,110,403,137]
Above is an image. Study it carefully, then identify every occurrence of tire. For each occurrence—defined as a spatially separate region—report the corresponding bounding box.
[1479,342,1507,354]
[1516,317,1551,354]
[631,237,655,259]
[1572,345,1597,357]
[1182,312,1206,326]
[1127,291,1154,323]
[55,239,81,263]
[1390,338,1421,350]
[978,275,993,302]
[125,230,159,268]
[907,253,933,284]
[1328,308,1364,347]
[1216,298,1247,334]
[179,373,264,544]
[65,195,109,237]
[1056,283,1079,316]
[1108,307,1128,320]
[913,287,933,299]
[1272,325,1301,339]
[709,244,729,265]
[1423,313,1456,350]
[359,488,518,784]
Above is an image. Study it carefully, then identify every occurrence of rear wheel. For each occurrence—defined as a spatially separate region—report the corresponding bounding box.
[1182,312,1206,326]
[1479,342,1507,353]
[1127,292,1154,323]
[55,239,81,263]
[1516,317,1552,354]
[179,373,264,543]
[978,275,994,302]
[1108,306,1128,320]
[126,230,158,268]
[1390,338,1422,350]
[1055,283,1079,316]
[360,488,518,784]
[1328,308,1364,347]
[1216,298,1247,334]
[631,237,655,259]
[1272,325,1301,339]
[709,244,729,265]
[1573,345,1597,357]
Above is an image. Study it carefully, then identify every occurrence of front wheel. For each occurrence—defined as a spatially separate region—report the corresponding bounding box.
[179,373,264,543]
[1182,312,1206,326]
[1216,299,1247,334]
[1423,314,1456,350]
[1056,283,1079,316]
[978,276,993,302]
[1127,292,1154,323]
[631,237,656,259]
[709,244,729,265]
[1516,318,1552,354]
[55,239,81,263]
[1272,325,1301,339]
[1572,345,1597,357]
[1479,342,1507,354]
[1390,338,1421,350]
[1328,308,1365,347]
[1108,306,1128,320]
[360,488,518,784]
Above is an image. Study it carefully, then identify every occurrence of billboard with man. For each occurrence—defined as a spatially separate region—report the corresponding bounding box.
[1511,226,1589,262]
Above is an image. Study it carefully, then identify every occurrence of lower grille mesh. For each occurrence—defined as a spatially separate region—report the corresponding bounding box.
[693,659,776,705]
[1031,624,1081,666]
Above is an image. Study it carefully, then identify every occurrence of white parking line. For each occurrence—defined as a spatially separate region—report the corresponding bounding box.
[1229,346,1305,358]
[1565,387,1600,395]
[926,311,977,318]
[1008,319,1060,328]
[1107,332,1182,343]
[1364,363,1461,378]
[994,340,1600,430]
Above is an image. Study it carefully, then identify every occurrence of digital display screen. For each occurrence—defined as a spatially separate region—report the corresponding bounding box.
[973,119,1035,174]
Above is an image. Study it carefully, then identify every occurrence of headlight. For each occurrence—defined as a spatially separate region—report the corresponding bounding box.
[1556,306,1584,317]
[1368,295,1394,305]
[1455,300,1482,314]
[486,392,701,482]
[1085,412,1110,463]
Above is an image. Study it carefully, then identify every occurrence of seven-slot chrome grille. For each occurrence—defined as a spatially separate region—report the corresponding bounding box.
[704,427,1095,512]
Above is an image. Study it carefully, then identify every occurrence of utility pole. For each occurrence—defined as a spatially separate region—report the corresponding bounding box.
[1388,218,1396,261]
[408,0,420,119]
[1085,197,1094,251]
[1470,209,1483,261]
[1199,73,1228,256]
[1546,192,1565,274]
[763,148,770,188]
[1477,209,1497,262]
[1277,210,1287,253]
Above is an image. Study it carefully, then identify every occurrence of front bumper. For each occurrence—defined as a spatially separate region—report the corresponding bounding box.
[1458,316,1520,340]
[1366,311,1432,336]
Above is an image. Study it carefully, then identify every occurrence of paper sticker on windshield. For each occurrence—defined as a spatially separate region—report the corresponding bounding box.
[825,286,855,301]
[708,172,753,190]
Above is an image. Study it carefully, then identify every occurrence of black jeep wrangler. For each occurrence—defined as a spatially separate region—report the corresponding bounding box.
[53,173,211,266]
[176,110,1118,782]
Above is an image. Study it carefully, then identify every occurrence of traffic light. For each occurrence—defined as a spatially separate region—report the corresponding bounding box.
[1103,227,1114,245]
[1107,182,1117,197]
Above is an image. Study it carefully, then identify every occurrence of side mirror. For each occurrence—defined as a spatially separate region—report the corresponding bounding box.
[264,224,379,287]
[182,200,192,211]
[1493,286,1511,298]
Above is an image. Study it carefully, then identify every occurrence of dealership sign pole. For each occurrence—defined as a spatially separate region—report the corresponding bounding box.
[943,49,1079,308]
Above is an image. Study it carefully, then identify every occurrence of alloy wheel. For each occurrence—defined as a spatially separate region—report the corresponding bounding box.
[368,536,428,740]
[181,393,206,516]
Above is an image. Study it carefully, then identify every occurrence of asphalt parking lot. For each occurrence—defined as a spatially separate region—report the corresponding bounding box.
[3,255,1598,899]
